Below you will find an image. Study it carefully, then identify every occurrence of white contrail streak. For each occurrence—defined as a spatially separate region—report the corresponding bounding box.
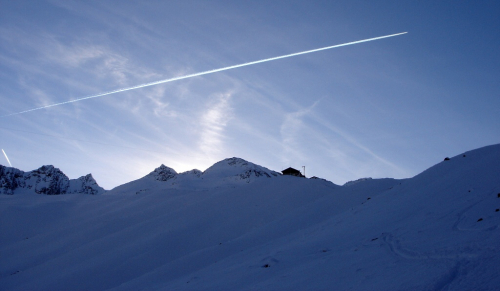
[3,32,406,117]
[2,149,12,167]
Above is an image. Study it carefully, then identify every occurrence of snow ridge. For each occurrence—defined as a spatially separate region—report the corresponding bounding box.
[343,177,373,186]
[110,157,282,194]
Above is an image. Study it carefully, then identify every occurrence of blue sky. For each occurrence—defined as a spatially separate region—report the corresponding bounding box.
[1,0,499,189]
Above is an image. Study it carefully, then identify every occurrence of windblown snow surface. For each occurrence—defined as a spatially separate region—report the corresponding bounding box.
[1,148,500,290]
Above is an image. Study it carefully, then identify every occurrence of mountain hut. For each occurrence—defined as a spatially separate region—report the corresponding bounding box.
[281,167,305,177]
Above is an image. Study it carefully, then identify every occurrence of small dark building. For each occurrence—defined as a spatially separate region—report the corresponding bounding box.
[281,167,304,177]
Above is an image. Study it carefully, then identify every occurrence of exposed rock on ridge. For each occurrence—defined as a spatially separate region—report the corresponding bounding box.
[147,164,177,182]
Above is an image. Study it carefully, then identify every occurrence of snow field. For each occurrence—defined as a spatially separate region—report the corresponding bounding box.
[1,146,500,290]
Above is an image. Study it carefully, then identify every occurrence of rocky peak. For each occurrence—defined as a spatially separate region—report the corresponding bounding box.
[0,165,105,195]
[68,173,105,195]
[147,164,177,181]
[0,166,24,195]
[29,165,70,195]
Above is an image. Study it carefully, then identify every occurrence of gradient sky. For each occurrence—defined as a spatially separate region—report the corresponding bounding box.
[1,0,499,189]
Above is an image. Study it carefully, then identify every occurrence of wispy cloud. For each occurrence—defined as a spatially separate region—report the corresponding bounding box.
[46,43,105,68]
[307,111,404,173]
[279,100,320,165]
[143,86,175,118]
[198,92,233,160]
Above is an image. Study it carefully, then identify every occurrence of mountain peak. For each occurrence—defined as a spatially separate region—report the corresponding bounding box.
[34,165,62,175]
[202,157,280,182]
[0,164,105,195]
[147,164,177,181]
[224,157,250,166]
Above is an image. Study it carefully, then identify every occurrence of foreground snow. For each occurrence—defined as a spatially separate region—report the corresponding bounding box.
[1,146,499,290]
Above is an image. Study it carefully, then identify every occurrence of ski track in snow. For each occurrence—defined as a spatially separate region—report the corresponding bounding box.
[382,233,479,261]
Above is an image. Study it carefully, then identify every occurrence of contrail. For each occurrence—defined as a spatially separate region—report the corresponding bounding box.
[3,32,407,117]
[2,149,12,167]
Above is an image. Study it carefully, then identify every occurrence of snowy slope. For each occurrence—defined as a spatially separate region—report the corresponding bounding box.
[1,145,499,290]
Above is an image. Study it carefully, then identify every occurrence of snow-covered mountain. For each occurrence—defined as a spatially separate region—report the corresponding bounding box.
[110,157,281,195]
[1,145,499,290]
[0,165,105,195]
[202,157,280,181]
